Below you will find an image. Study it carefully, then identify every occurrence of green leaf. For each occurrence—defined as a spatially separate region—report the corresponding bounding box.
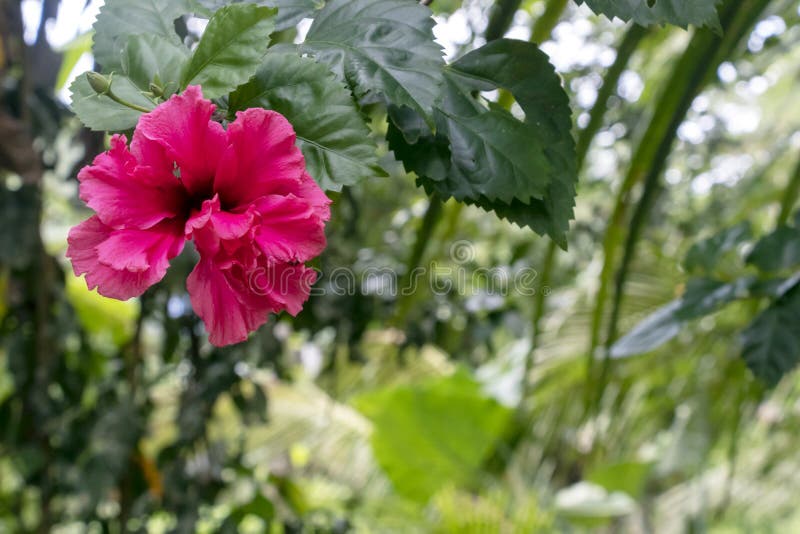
[122,34,190,93]
[746,225,800,273]
[55,32,93,91]
[683,221,751,274]
[229,52,384,191]
[611,278,750,358]
[388,39,576,247]
[181,4,277,99]
[92,0,192,71]
[195,0,323,32]
[302,0,444,122]
[576,0,721,31]
[354,370,512,502]
[586,461,652,499]
[70,73,156,132]
[741,285,800,386]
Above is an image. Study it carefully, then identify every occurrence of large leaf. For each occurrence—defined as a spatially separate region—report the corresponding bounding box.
[181,4,277,99]
[302,0,444,122]
[93,0,192,71]
[741,285,800,386]
[388,39,576,246]
[683,221,751,275]
[122,34,190,93]
[195,0,322,32]
[69,73,156,132]
[576,0,721,31]
[746,225,800,273]
[611,278,750,358]
[354,370,512,502]
[229,52,384,190]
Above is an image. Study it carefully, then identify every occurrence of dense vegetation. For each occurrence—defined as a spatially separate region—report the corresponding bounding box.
[1,0,799,531]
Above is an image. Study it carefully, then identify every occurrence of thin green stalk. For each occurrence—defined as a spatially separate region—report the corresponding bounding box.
[592,0,775,410]
[486,0,524,41]
[777,154,800,226]
[576,25,649,169]
[531,0,568,45]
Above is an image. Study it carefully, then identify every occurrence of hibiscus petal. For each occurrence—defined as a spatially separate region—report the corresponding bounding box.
[214,108,305,208]
[78,135,185,229]
[67,216,184,300]
[298,172,332,222]
[251,194,327,263]
[131,85,227,198]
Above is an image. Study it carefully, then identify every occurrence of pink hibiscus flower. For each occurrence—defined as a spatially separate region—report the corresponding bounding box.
[67,86,331,346]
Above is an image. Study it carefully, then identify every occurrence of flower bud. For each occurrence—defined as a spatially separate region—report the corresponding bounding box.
[86,72,111,95]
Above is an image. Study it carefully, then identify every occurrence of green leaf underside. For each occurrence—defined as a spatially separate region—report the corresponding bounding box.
[388,39,576,247]
[229,52,385,191]
[181,4,277,99]
[195,0,323,32]
[302,0,445,123]
[92,0,192,71]
[70,74,156,132]
[742,286,800,386]
[122,34,190,93]
[577,0,721,30]
[354,370,512,502]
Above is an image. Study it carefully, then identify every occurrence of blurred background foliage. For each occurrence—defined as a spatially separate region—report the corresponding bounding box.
[1,0,800,532]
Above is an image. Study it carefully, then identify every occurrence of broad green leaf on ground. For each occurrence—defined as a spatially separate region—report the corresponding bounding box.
[181,4,276,99]
[93,0,192,71]
[388,39,576,246]
[195,0,323,32]
[611,278,750,358]
[302,0,444,123]
[229,52,385,190]
[122,34,190,94]
[683,221,751,274]
[746,225,800,273]
[70,73,156,131]
[576,0,721,31]
[741,285,800,386]
[353,370,512,502]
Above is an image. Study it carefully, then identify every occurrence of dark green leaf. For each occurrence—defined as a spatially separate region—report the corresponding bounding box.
[93,0,192,71]
[746,225,800,273]
[354,370,512,502]
[302,0,444,122]
[683,221,751,274]
[70,73,156,132]
[389,39,576,246]
[229,52,384,190]
[195,0,323,32]
[741,285,800,386]
[181,4,277,99]
[576,0,721,31]
[122,34,190,93]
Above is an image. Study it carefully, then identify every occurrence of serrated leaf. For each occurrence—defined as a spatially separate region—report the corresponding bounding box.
[93,0,192,71]
[70,73,156,132]
[302,0,444,122]
[683,221,751,274]
[388,39,576,246]
[122,34,190,93]
[741,285,800,386]
[353,370,512,502]
[746,225,800,273]
[576,0,721,31]
[229,52,384,190]
[195,0,322,32]
[181,4,276,99]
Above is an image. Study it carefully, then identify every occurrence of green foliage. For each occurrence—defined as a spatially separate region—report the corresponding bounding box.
[181,4,277,99]
[302,0,445,122]
[742,285,800,386]
[55,32,93,91]
[195,0,323,32]
[389,39,576,246]
[229,52,385,190]
[746,225,800,273]
[69,73,156,131]
[122,34,190,94]
[354,370,513,502]
[0,186,39,269]
[92,0,192,70]
[576,0,722,30]
[684,222,751,275]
